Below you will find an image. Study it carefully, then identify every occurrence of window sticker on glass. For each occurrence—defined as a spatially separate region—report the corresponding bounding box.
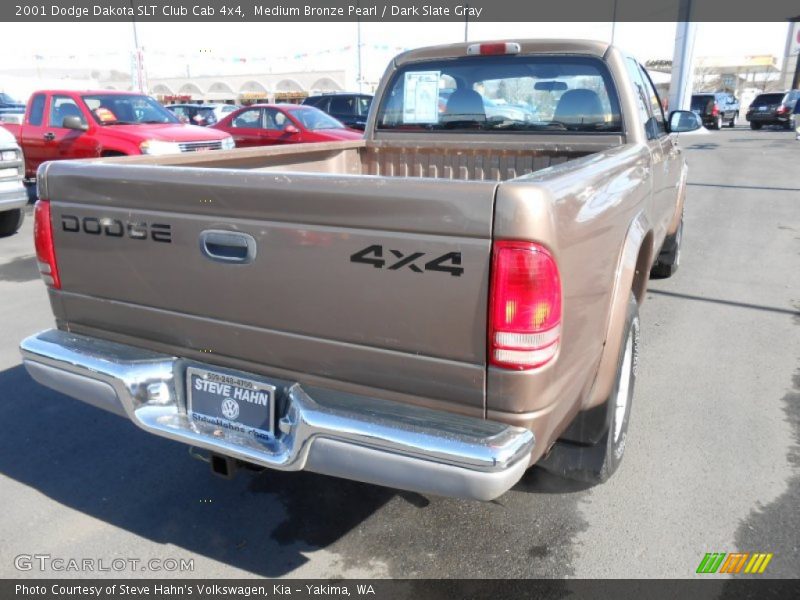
[94,107,117,123]
[403,71,440,123]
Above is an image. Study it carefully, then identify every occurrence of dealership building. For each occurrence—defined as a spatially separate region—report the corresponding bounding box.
[137,70,350,104]
[0,67,352,105]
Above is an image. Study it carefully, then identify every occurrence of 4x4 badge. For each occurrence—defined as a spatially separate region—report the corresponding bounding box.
[350,245,463,277]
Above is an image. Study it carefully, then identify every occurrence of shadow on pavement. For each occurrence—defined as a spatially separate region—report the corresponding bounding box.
[648,289,800,317]
[727,369,800,579]
[0,255,39,283]
[684,142,719,150]
[0,363,589,578]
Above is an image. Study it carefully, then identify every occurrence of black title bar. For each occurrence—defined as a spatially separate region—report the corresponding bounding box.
[6,579,800,600]
[4,0,800,22]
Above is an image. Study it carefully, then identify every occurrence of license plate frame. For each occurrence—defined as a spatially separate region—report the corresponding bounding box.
[186,366,276,440]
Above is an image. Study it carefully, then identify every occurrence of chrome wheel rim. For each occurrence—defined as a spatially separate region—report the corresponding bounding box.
[613,329,634,443]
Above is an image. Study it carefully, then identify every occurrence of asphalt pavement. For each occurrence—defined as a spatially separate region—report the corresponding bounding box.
[0,126,798,579]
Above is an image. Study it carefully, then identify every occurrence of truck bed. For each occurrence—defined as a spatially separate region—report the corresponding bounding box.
[95,138,619,182]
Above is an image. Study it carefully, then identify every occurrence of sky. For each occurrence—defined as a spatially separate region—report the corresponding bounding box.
[1,21,791,86]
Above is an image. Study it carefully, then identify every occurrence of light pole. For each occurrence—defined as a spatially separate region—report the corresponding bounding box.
[129,0,145,93]
[668,0,697,112]
[610,0,617,45]
[356,1,363,93]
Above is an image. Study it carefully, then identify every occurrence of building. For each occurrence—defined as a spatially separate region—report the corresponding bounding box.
[138,71,348,104]
[0,66,351,105]
[646,55,783,110]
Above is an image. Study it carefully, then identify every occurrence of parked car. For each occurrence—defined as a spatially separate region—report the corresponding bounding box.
[0,90,235,178]
[21,40,699,501]
[208,103,240,122]
[211,103,363,147]
[793,98,800,139]
[0,92,25,118]
[0,125,27,236]
[690,92,739,129]
[165,103,219,126]
[302,93,373,130]
[746,90,800,130]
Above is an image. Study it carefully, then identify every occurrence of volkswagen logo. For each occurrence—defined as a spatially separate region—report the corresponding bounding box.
[221,397,239,420]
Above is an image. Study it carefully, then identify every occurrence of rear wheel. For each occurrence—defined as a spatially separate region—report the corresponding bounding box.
[750,122,762,130]
[0,209,24,237]
[728,113,736,128]
[538,294,640,484]
[712,115,722,130]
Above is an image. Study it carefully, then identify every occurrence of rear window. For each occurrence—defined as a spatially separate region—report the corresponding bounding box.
[691,95,713,111]
[376,55,622,133]
[303,96,325,108]
[752,94,784,105]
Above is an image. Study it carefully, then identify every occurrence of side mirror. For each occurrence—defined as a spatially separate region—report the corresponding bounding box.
[283,124,299,134]
[668,110,702,133]
[62,115,88,131]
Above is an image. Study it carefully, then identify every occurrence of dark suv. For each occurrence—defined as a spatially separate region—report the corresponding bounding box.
[690,92,739,129]
[302,93,372,130]
[746,90,800,130]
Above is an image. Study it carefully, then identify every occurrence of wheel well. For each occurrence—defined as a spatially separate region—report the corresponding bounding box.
[631,231,654,304]
[100,150,126,157]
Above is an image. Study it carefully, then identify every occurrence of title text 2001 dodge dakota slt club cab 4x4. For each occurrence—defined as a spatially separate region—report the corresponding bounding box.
[20,40,699,501]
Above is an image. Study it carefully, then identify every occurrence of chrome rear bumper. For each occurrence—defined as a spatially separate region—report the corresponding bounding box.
[20,329,534,500]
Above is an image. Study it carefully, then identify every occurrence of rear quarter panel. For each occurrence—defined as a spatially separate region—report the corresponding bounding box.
[488,142,656,451]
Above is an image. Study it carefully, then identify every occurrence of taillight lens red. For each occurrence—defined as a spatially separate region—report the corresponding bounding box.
[777,106,788,114]
[34,199,60,289]
[712,105,719,116]
[488,241,561,370]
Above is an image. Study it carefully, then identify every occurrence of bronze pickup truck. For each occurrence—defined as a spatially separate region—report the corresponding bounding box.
[20,40,699,500]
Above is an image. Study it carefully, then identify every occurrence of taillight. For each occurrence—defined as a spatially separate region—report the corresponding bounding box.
[34,199,60,289]
[711,105,719,116]
[466,42,521,56]
[488,241,561,370]
[777,106,788,114]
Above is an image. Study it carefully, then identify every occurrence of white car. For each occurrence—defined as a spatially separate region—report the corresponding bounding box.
[0,126,27,237]
[207,103,240,122]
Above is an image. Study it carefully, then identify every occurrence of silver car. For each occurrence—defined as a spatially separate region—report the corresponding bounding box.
[0,126,27,236]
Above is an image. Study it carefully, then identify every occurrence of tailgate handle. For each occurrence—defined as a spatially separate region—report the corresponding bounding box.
[199,230,257,264]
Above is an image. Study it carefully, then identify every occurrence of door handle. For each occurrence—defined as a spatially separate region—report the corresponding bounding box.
[43,132,55,141]
[199,230,257,264]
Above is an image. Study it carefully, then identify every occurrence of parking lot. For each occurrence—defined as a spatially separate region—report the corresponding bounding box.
[0,126,798,579]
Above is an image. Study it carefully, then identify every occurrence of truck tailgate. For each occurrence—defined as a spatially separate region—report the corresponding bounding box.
[42,161,496,411]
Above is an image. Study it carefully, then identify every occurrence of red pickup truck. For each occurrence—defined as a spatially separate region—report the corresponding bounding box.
[1,90,235,179]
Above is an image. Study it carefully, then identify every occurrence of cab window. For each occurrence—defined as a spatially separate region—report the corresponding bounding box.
[232,109,262,128]
[639,66,666,137]
[49,96,86,128]
[28,94,45,126]
[264,108,289,130]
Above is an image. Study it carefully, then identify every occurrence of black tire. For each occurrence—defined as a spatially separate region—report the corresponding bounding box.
[728,113,736,128]
[538,294,640,484]
[0,209,24,237]
[712,115,722,130]
[650,214,683,279]
[750,122,762,130]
